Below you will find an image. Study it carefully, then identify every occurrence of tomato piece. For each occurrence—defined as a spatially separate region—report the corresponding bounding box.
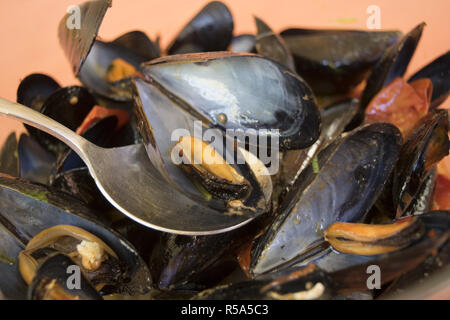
[76,105,130,135]
[365,77,433,138]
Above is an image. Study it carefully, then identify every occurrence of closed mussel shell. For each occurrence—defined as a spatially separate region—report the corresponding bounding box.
[166,1,234,55]
[281,28,401,95]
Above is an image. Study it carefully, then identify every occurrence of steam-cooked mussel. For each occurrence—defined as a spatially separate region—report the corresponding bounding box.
[357,23,425,117]
[173,136,251,201]
[0,175,152,299]
[18,134,55,185]
[375,109,450,219]
[248,123,402,276]
[254,17,295,72]
[403,168,437,216]
[149,213,273,290]
[0,132,55,185]
[21,86,97,155]
[0,132,19,177]
[16,73,61,112]
[133,71,273,219]
[77,32,159,101]
[409,50,450,109]
[280,28,401,95]
[27,253,102,300]
[195,264,335,300]
[19,225,127,293]
[58,0,111,75]
[393,110,449,214]
[324,216,425,255]
[139,52,321,150]
[279,98,359,191]
[166,1,234,55]
[58,0,159,101]
[322,211,450,293]
[49,113,140,211]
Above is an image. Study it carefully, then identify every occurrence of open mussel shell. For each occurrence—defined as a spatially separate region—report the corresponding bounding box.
[280,28,401,95]
[140,52,321,150]
[112,30,161,61]
[52,168,106,210]
[378,214,450,299]
[324,216,426,256]
[254,17,295,72]
[293,213,447,288]
[229,34,256,53]
[0,132,19,177]
[166,1,234,55]
[27,253,102,300]
[16,73,61,112]
[409,50,450,109]
[359,23,425,113]
[58,0,111,75]
[403,167,437,217]
[150,232,242,291]
[195,265,335,300]
[58,0,159,101]
[149,213,272,290]
[26,86,96,155]
[391,109,449,217]
[325,211,450,293]
[133,75,273,217]
[55,116,118,174]
[0,175,152,299]
[19,225,128,294]
[249,123,402,276]
[78,32,159,101]
[50,116,119,210]
[18,134,55,185]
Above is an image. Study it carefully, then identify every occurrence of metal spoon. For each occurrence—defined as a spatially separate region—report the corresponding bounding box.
[0,97,262,235]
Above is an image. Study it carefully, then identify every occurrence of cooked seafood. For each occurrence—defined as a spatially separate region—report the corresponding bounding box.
[0,0,448,301]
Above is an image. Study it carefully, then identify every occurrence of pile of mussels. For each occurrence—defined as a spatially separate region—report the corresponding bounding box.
[0,0,449,300]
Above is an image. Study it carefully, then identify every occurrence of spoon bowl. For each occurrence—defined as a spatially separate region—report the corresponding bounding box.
[0,97,262,235]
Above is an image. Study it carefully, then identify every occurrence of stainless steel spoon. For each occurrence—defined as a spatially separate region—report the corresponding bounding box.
[0,97,267,235]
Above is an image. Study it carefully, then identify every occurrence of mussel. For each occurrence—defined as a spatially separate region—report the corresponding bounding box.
[375,109,450,219]
[16,73,61,112]
[0,174,152,299]
[358,23,425,115]
[0,132,19,177]
[324,216,425,255]
[27,253,102,300]
[77,32,159,101]
[166,1,234,55]
[19,225,128,292]
[1,0,449,301]
[281,28,401,95]
[254,17,295,72]
[409,50,450,109]
[195,264,335,300]
[138,52,321,150]
[248,123,402,276]
[18,85,97,155]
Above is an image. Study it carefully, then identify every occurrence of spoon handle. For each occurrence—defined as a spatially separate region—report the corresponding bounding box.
[0,97,92,163]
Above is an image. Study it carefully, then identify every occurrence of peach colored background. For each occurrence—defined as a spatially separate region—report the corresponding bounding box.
[0,0,449,143]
